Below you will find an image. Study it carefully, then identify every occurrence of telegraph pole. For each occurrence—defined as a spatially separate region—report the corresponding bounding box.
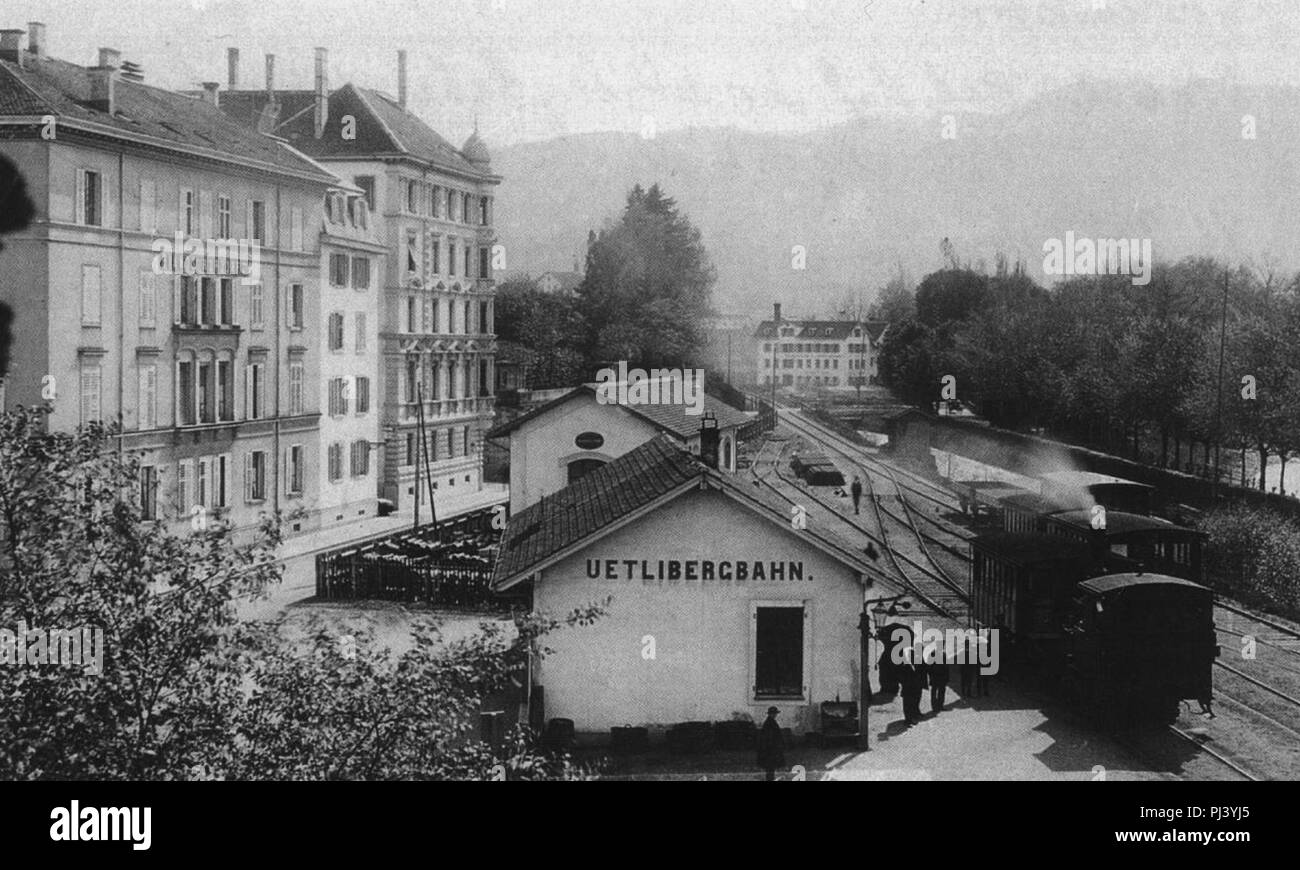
[1212,269,1229,500]
[770,303,780,417]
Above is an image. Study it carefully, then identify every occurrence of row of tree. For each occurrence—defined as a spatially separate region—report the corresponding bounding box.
[0,407,600,779]
[495,184,715,389]
[874,256,1300,491]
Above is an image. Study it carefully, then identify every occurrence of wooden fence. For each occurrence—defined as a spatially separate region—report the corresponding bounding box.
[314,505,505,608]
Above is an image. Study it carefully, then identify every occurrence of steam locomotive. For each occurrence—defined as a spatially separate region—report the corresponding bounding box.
[965,471,1218,725]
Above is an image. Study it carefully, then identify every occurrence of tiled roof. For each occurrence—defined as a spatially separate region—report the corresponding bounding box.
[492,437,701,586]
[492,436,884,589]
[0,56,335,180]
[218,83,491,179]
[753,319,890,341]
[485,384,749,440]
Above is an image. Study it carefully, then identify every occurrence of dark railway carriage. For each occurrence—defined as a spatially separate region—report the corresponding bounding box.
[1044,510,1204,582]
[789,452,845,486]
[1064,574,1217,724]
[1038,471,1155,516]
[1000,491,1063,534]
[969,532,1094,665]
[956,480,1032,525]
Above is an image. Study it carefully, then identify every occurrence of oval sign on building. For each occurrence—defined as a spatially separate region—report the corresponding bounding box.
[575,432,604,450]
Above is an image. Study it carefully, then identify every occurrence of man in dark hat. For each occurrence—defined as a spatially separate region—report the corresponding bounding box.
[850,475,863,515]
[756,707,785,781]
[928,650,951,714]
[900,656,926,725]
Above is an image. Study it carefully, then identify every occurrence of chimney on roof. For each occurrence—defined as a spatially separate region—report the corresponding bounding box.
[227,47,239,88]
[264,53,275,95]
[89,67,117,115]
[397,49,407,110]
[773,303,782,324]
[699,411,720,469]
[97,47,121,70]
[0,29,24,66]
[27,22,45,58]
[201,81,220,107]
[313,47,328,139]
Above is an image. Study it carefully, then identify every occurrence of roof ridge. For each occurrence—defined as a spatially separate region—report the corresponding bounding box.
[352,84,407,154]
[0,61,53,115]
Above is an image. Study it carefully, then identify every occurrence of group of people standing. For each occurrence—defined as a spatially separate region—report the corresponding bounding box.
[895,644,991,726]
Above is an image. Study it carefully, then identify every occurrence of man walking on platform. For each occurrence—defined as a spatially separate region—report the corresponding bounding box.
[928,653,950,714]
[900,656,926,725]
[850,476,863,515]
[756,707,785,781]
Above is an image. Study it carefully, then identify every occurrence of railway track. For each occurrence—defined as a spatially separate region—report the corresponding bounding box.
[777,408,971,591]
[1166,724,1263,781]
[746,429,969,622]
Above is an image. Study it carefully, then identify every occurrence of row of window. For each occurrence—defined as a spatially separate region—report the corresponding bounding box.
[403,356,493,402]
[761,342,873,354]
[79,170,303,248]
[403,426,474,465]
[327,253,372,289]
[396,176,491,227]
[326,440,372,481]
[401,296,492,335]
[767,358,842,370]
[78,358,299,429]
[324,192,369,231]
[761,374,861,388]
[326,376,371,416]
[404,232,492,280]
[138,446,315,520]
[326,311,369,352]
[82,267,310,333]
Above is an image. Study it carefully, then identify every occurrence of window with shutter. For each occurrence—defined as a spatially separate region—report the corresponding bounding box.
[199,190,213,238]
[138,269,155,327]
[81,265,102,325]
[290,284,304,329]
[250,284,264,329]
[181,189,195,236]
[140,177,156,234]
[177,460,192,517]
[355,313,366,352]
[138,364,157,430]
[80,365,101,425]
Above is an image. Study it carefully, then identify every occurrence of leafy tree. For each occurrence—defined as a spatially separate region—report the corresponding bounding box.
[0,407,604,780]
[0,406,279,779]
[913,268,989,328]
[868,269,916,324]
[578,184,715,369]
[494,277,588,388]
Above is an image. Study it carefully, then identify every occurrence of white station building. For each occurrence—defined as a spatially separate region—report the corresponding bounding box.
[491,436,892,736]
[485,383,750,514]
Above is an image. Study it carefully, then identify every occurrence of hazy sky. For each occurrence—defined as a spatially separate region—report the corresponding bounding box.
[8,0,1300,149]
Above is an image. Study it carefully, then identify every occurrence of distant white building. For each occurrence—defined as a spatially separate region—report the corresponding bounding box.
[754,307,889,390]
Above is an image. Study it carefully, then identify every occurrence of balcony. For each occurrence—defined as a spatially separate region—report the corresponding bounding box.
[398,396,495,423]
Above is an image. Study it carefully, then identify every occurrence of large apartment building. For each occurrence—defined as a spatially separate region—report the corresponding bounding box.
[217,48,501,513]
[318,188,386,526]
[754,308,889,390]
[0,24,348,536]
